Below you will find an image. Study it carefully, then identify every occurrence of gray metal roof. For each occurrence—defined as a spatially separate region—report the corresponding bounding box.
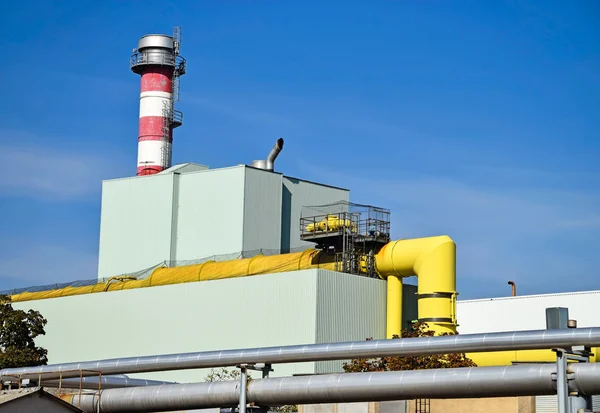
[0,387,38,404]
[0,387,84,411]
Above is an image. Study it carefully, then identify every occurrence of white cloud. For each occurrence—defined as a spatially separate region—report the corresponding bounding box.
[0,140,128,201]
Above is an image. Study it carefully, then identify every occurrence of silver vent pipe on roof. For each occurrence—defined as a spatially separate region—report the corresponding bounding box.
[66,364,600,413]
[251,138,284,172]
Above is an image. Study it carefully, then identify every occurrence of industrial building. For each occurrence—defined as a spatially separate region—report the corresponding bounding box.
[1,29,599,413]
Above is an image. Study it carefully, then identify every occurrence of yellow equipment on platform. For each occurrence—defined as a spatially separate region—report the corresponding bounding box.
[305,214,357,232]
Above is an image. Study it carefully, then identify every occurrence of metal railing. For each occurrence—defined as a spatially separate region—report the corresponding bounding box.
[130,51,186,74]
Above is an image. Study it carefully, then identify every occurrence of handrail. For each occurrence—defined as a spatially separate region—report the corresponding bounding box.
[130,51,186,72]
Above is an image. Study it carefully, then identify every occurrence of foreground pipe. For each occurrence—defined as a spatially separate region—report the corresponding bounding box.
[3,327,600,381]
[66,364,600,413]
[376,235,457,336]
[40,375,176,390]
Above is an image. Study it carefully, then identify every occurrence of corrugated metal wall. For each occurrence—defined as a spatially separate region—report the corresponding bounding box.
[535,395,600,412]
[402,283,418,329]
[315,271,386,373]
[281,177,349,253]
[535,395,557,412]
[97,174,176,279]
[242,168,283,253]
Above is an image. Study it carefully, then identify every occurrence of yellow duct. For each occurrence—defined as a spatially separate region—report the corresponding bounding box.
[386,275,402,339]
[373,235,599,366]
[9,249,336,303]
[375,235,457,337]
[10,234,597,367]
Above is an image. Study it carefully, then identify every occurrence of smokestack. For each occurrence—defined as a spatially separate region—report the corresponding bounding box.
[251,138,284,172]
[130,27,186,176]
[508,280,516,296]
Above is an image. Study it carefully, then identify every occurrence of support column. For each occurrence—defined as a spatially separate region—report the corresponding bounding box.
[556,349,569,413]
[239,365,248,413]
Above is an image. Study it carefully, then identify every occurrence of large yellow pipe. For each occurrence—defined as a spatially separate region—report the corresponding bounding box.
[376,235,457,337]
[10,234,598,367]
[386,276,402,339]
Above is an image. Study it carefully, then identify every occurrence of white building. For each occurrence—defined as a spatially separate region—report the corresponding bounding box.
[458,290,600,412]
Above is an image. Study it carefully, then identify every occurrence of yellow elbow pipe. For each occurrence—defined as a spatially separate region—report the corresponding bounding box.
[386,275,402,338]
[376,235,457,337]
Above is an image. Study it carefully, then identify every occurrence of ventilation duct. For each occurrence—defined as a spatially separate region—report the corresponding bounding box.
[251,138,284,172]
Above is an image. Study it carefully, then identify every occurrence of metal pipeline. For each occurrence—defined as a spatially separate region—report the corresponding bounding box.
[65,363,600,413]
[2,327,599,381]
[375,235,457,336]
[39,375,176,390]
[251,138,284,172]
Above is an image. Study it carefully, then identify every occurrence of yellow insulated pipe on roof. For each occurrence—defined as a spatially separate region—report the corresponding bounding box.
[375,235,457,337]
[9,249,336,303]
[374,235,600,366]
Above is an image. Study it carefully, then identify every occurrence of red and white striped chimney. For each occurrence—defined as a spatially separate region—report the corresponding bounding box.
[130,30,186,176]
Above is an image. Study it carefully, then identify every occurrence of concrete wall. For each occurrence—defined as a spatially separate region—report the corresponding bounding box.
[13,270,387,383]
[457,290,600,334]
[416,397,534,413]
[281,177,349,253]
[300,398,535,413]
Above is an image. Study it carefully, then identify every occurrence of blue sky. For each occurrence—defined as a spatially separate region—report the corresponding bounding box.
[0,1,598,299]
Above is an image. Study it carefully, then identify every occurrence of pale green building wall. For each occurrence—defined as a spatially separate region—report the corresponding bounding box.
[97,173,176,279]
[174,167,247,262]
[97,166,349,280]
[13,270,390,383]
[314,272,386,373]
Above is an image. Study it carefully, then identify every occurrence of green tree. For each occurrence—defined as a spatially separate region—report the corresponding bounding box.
[343,322,476,372]
[205,367,242,382]
[204,368,298,413]
[0,295,48,369]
